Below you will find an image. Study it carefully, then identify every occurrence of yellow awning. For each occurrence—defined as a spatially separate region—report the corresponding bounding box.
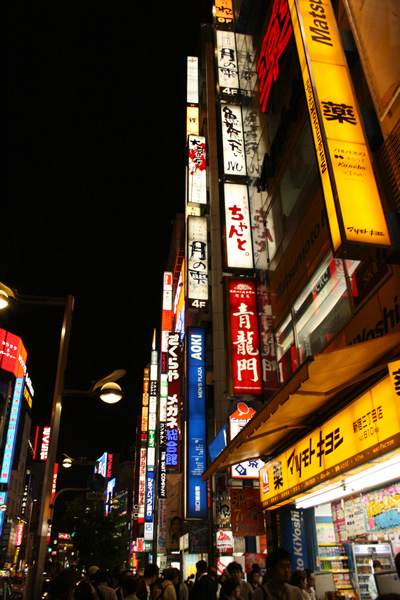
[203,332,400,480]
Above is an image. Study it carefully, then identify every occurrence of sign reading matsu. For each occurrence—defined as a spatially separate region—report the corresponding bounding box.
[228,279,262,395]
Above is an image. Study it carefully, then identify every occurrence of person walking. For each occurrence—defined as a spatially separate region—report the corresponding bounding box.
[190,560,217,600]
[253,548,303,600]
[227,562,253,600]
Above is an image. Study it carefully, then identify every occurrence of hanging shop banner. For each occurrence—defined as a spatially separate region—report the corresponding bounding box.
[187,216,209,310]
[279,507,310,571]
[288,0,392,259]
[230,403,264,478]
[0,329,27,378]
[260,364,400,508]
[220,105,247,176]
[0,377,24,484]
[188,136,207,205]
[230,488,266,536]
[228,279,263,396]
[216,30,239,95]
[187,328,207,518]
[216,528,234,554]
[166,474,183,551]
[187,57,199,105]
[166,333,181,469]
[157,498,167,554]
[214,0,234,26]
[162,272,173,332]
[224,183,254,270]
[138,447,147,523]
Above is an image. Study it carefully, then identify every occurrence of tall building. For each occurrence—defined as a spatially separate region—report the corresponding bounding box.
[136,0,400,583]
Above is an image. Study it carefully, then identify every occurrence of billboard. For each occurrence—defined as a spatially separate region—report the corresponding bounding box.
[220,104,247,175]
[0,329,27,378]
[227,279,262,395]
[0,377,24,483]
[187,216,209,309]
[188,136,207,205]
[187,328,207,518]
[224,183,253,270]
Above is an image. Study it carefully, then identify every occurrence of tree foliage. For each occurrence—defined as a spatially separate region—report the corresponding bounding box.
[63,495,128,573]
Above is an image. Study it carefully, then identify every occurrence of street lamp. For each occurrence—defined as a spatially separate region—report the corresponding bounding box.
[0,282,125,600]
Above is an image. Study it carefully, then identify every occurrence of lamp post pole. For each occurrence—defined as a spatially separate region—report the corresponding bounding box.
[30,295,74,600]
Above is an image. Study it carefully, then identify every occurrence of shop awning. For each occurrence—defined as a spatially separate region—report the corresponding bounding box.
[203,332,400,480]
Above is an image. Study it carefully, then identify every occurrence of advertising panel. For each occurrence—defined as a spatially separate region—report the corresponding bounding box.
[221,105,247,176]
[166,474,183,551]
[187,328,207,518]
[0,329,27,378]
[228,279,262,395]
[187,106,199,137]
[166,333,180,469]
[188,136,207,205]
[230,403,264,478]
[224,184,253,270]
[187,216,209,310]
[0,377,24,483]
[162,272,173,332]
[214,0,234,26]
[289,0,392,258]
[279,507,310,570]
[230,488,265,536]
[187,56,199,105]
[260,365,400,508]
[216,30,239,95]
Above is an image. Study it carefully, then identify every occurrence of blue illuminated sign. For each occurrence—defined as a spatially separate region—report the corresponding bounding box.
[0,492,7,535]
[146,471,154,522]
[187,328,207,518]
[0,378,24,484]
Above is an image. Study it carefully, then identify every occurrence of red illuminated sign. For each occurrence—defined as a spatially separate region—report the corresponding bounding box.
[257,0,293,112]
[229,279,262,395]
[0,329,27,378]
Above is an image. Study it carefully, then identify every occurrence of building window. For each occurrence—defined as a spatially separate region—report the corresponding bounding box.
[276,313,297,384]
[293,252,352,363]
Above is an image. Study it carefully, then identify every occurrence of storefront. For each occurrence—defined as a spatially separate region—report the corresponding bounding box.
[204,332,400,597]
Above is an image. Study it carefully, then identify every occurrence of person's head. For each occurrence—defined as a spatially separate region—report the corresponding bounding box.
[75,581,96,600]
[163,568,178,583]
[196,560,208,576]
[152,579,163,599]
[395,553,400,578]
[266,548,292,586]
[290,570,307,590]
[305,570,315,590]
[227,562,243,583]
[373,560,382,572]
[221,579,241,600]
[122,576,138,597]
[249,572,260,587]
[48,575,73,600]
[144,564,159,584]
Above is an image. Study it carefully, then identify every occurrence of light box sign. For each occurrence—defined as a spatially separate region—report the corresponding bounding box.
[216,30,239,95]
[162,272,173,332]
[214,0,234,26]
[260,363,400,508]
[188,136,207,205]
[220,104,247,175]
[228,279,262,395]
[288,0,392,258]
[174,260,185,338]
[166,333,181,469]
[0,329,27,378]
[187,216,209,310]
[187,57,199,105]
[0,378,24,484]
[0,492,7,536]
[138,447,147,523]
[230,403,264,478]
[187,106,199,136]
[145,471,154,522]
[224,183,254,270]
[187,328,207,518]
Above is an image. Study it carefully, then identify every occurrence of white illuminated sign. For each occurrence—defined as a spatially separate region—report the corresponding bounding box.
[187,57,199,105]
[224,183,254,269]
[217,30,239,92]
[187,216,208,309]
[221,104,247,175]
[188,135,207,205]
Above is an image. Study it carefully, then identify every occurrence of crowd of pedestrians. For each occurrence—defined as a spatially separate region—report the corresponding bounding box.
[45,546,400,600]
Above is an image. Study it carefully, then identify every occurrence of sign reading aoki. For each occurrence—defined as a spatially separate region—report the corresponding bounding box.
[288,0,392,259]
[259,362,400,508]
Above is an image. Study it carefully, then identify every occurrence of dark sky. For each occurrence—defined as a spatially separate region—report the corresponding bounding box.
[1,2,213,467]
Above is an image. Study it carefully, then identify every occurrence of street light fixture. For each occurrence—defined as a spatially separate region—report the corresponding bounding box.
[0,282,125,600]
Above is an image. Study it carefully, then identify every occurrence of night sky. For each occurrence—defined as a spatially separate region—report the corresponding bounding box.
[1,2,213,473]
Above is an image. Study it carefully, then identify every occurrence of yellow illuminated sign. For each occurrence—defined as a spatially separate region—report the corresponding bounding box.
[186,106,199,136]
[259,366,400,508]
[288,0,392,258]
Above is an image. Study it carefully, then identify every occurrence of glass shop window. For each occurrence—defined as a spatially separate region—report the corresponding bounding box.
[293,252,352,362]
[275,314,298,384]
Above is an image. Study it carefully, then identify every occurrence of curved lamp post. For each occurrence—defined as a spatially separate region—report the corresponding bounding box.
[0,282,125,600]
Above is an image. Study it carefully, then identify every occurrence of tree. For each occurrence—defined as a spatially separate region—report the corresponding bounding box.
[63,495,127,573]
